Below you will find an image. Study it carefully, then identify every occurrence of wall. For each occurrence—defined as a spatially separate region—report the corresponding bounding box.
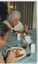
[16,2,34,29]
[33,2,36,28]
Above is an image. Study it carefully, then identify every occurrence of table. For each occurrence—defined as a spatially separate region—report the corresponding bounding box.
[0,28,37,63]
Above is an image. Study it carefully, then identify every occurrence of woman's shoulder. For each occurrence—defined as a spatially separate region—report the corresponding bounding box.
[18,21,23,25]
[3,20,8,23]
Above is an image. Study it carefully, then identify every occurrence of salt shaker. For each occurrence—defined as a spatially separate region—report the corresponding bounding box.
[17,33,21,41]
[31,44,35,53]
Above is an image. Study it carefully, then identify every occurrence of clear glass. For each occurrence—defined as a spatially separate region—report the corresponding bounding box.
[20,36,28,49]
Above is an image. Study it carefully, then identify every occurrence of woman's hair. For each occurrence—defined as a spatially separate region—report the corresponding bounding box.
[0,2,8,22]
[7,10,21,22]
[0,23,9,37]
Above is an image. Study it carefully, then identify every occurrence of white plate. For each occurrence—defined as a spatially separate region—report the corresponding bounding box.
[6,47,26,59]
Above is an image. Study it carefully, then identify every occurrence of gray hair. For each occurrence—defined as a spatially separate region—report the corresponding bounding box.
[7,10,21,22]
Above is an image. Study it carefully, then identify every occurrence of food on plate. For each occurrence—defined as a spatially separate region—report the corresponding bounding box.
[14,48,24,58]
[6,48,24,58]
[16,31,28,36]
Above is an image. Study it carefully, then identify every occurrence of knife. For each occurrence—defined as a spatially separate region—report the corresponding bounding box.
[18,53,31,62]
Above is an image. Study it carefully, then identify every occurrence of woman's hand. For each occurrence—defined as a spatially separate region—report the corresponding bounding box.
[6,50,16,63]
[7,51,15,57]
[23,24,28,31]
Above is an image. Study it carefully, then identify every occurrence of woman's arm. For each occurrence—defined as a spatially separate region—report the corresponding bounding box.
[6,51,15,63]
[0,52,5,63]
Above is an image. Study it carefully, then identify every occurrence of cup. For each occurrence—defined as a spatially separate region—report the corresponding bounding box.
[17,33,21,41]
[21,39,28,49]
[31,44,35,53]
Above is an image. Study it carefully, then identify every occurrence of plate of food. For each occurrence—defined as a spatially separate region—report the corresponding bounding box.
[15,31,28,36]
[6,47,26,59]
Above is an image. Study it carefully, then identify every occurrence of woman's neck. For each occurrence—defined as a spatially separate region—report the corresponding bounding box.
[9,22,14,27]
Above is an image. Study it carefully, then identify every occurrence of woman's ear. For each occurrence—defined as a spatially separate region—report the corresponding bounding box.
[0,36,2,40]
[0,36,3,43]
[0,35,6,47]
[0,35,6,40]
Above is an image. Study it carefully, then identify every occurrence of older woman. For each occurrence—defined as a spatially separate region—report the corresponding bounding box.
[0,23,15,63]
[3,10,28,32]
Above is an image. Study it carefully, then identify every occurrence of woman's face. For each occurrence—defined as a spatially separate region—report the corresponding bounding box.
[10,17,19,26]
[0,33,8,47]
